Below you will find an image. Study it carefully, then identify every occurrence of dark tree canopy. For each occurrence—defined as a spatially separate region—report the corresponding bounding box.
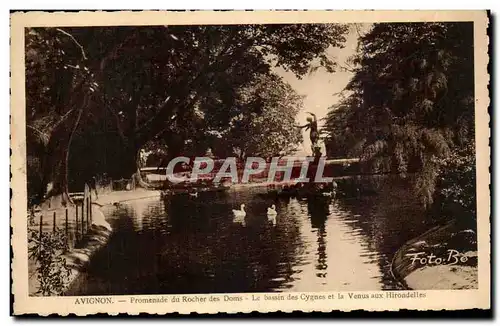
[323,22,475,208]
[25,24,349,204]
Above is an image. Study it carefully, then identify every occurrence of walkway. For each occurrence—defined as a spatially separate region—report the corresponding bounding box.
[93,189,161,207]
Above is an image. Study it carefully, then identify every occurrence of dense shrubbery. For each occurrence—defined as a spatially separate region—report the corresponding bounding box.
[323,23,475,223]
[432,143,476,227]
[28,225,72,296]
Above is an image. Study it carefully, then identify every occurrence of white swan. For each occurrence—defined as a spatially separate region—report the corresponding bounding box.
[322,191,335,198]
[267,204,277,216]
[267,204,277,226]
[232,204,246,217]
[232,204,246,226]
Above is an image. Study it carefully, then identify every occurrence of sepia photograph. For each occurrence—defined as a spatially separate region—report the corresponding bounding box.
[10,10,490,315]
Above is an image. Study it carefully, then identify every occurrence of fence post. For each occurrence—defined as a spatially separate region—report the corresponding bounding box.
[90,196,93,224]
[65,208,69,248]
[76,204,79,241]
[53,212,56,232]
[39,214,43,242]
[81,202,85,235]
[86,197,89,231]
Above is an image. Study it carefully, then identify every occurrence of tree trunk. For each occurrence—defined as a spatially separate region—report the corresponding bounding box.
[110,143,139,180]
[40,108,84,207]
[134,149,152,189]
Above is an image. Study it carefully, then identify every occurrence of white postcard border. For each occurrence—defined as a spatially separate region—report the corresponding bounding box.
[10,10,490,315]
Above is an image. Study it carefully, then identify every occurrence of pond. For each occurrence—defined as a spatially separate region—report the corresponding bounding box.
[69,181,435,295]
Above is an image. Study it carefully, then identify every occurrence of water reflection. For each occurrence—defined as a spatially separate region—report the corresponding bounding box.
[71,186,430,295]
[306,198,329,278]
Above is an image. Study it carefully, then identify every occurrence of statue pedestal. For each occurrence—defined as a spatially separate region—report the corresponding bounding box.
[312,146,322,164]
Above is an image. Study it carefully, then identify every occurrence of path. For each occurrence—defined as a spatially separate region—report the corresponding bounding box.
[93,189,161,207]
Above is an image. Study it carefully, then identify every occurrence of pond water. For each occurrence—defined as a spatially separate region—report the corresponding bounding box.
[70,184,434,295]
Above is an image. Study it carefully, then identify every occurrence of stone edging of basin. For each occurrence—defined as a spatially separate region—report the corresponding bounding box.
[59,203,113,296]
[391,219,478,290]
[61,191,161,295]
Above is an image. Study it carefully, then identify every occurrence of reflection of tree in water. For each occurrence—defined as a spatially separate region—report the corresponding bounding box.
[306,197,330,279]
[165,193,221,231]
[77,178,439,295]
[77,200,171,295]
[160,191,303,293]
[334,176,432,289]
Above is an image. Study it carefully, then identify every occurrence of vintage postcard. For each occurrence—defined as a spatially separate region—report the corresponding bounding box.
[10,10,490,315]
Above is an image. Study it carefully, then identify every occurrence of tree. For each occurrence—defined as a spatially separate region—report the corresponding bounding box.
[323,94,364,159]
[221,74,304,159]
[26,28,97,205]
[26,24,349,203]
[146,73,304,162]
[323,22,475,206]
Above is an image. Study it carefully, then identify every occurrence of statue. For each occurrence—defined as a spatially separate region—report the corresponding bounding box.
[296,112,322,159]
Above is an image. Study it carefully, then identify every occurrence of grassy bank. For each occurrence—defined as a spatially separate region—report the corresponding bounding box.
[28,204,112,296]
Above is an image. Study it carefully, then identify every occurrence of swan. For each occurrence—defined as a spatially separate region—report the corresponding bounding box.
[267,204,277,226]
[322,191,336,198]
[232,204,246,217]
[189,190,198,198]
[232,204,246,226]
[267,204,277,216]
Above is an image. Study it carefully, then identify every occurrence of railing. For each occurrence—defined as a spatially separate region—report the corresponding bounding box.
[29,184,96,250]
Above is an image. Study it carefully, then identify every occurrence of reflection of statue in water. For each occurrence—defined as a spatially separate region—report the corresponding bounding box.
[307,197,330,229]
[296,112,321,159]
[307,197,330,277]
